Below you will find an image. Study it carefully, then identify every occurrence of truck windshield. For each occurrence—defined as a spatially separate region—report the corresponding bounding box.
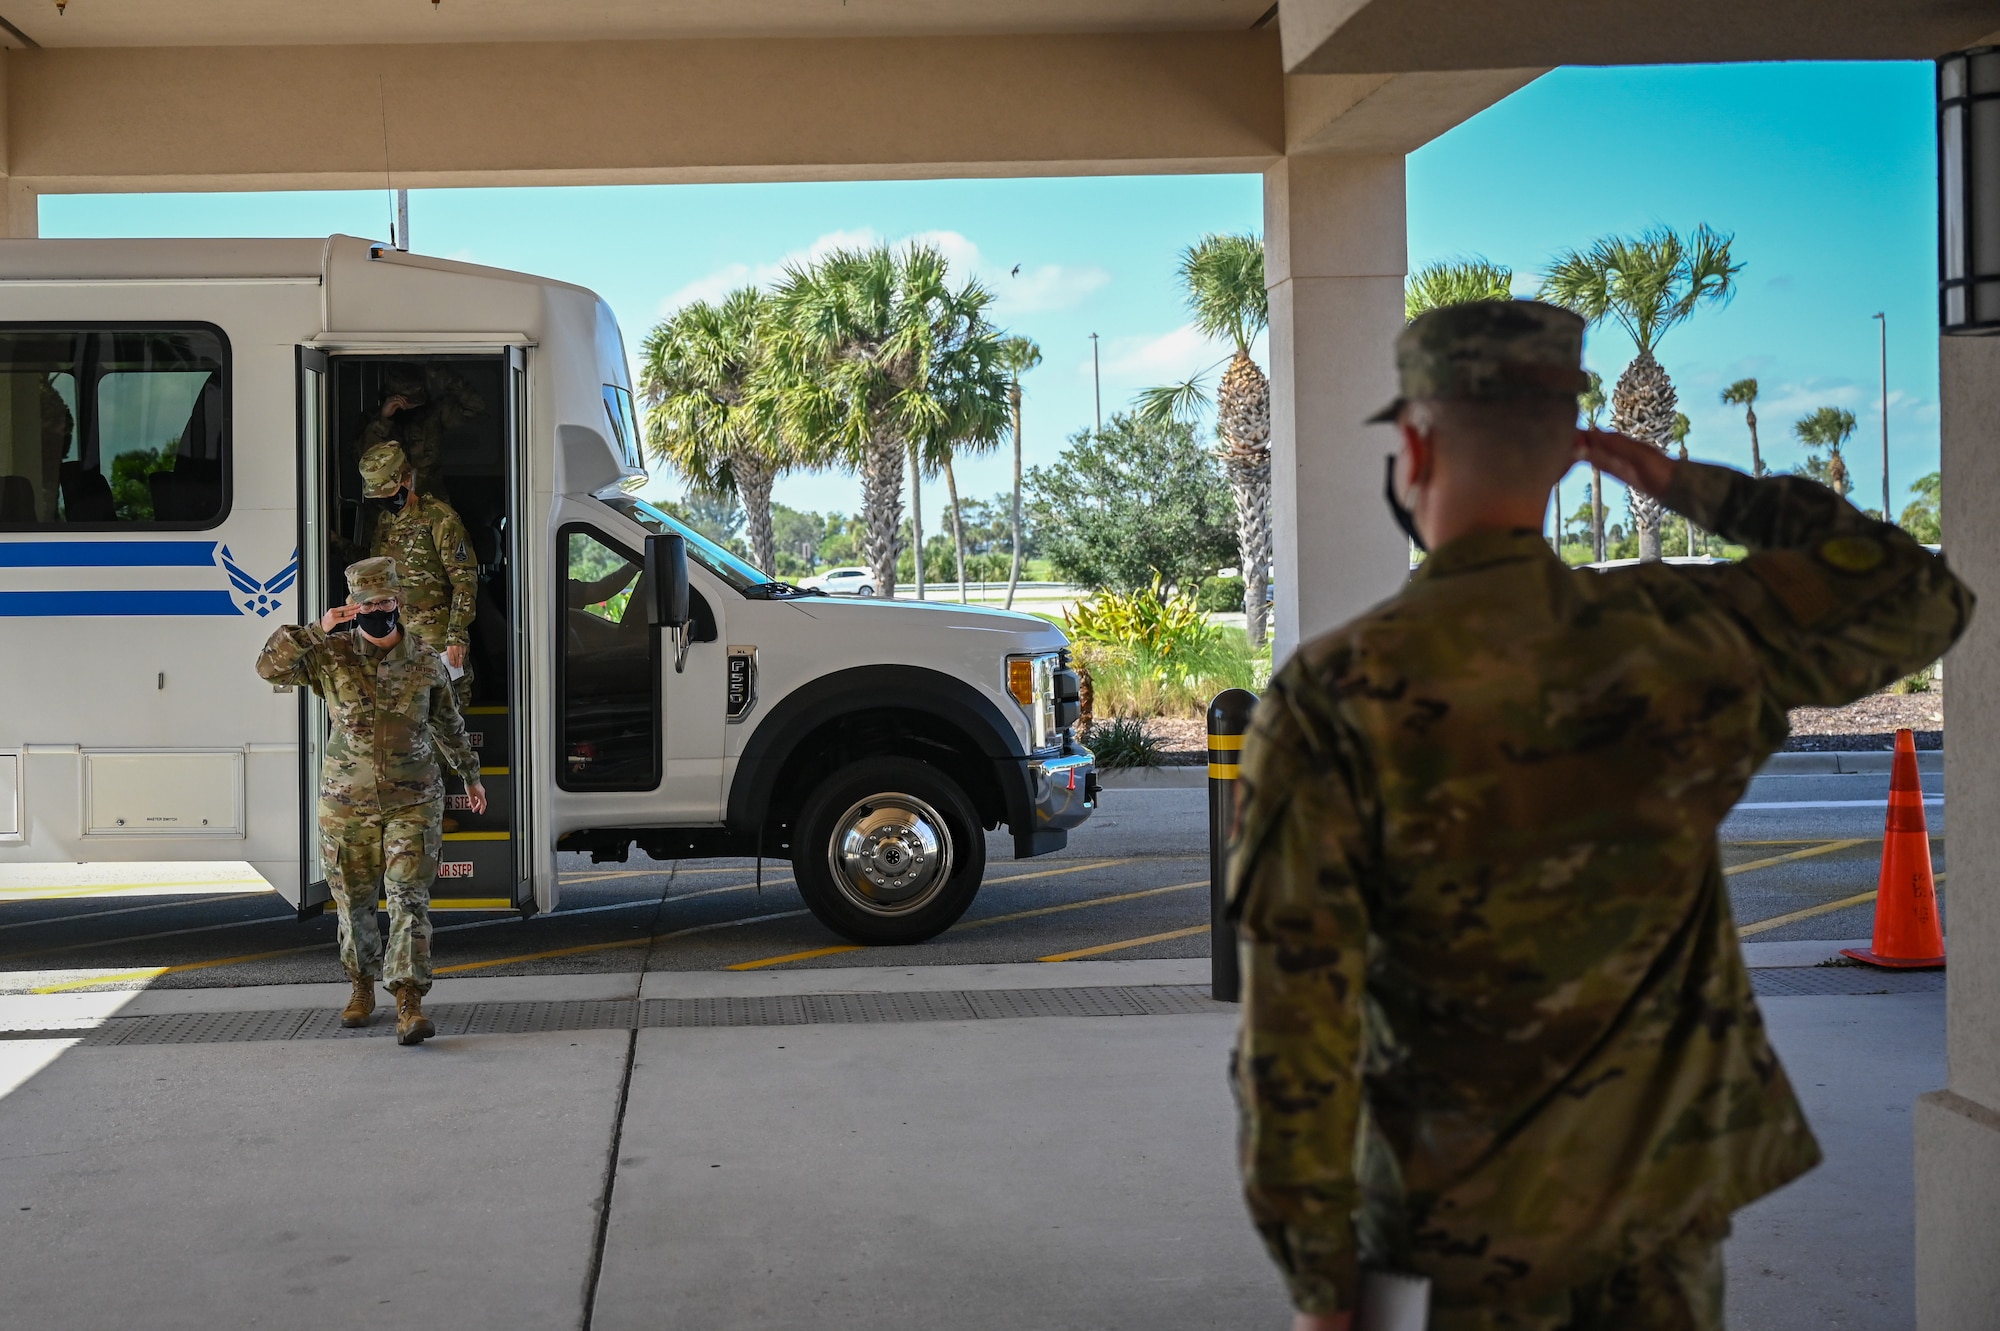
[600,495,822,600]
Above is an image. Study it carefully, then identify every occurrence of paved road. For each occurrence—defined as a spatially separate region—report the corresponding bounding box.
[0,768,1943,994]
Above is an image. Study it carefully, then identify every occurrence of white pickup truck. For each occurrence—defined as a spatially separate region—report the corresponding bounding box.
[0,235,1097,945]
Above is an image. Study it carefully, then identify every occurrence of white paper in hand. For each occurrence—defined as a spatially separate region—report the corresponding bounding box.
[1356,1270,1431,1331]
[445,659,466,681]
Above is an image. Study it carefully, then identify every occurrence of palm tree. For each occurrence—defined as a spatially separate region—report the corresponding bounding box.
[1539,224,1742,561]
[1721,378,1765,477]
[995,336,1042,610]
[639,287,792,574]
[1794,406,1856,498]
[761,243,1008,600]
[1136,232,1273,647]
[1405,258,1515,322]
[1579,370,1608,560]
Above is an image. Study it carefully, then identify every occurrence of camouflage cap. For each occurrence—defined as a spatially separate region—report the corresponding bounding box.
[1368,299,1591,423]
[358,441,410,498]
[345,556,401,605]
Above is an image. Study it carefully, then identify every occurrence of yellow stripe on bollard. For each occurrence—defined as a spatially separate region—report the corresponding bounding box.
[1207,734,1244,751]
[1207,762,1239,780]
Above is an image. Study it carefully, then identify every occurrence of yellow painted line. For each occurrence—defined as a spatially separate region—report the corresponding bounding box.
[727,945,863,971]
[434,908,808,975]
[478,766,509,776]
[431,898,516,910]
[0,878,270,901]
[443,831,510,841]
[1207,734,1244,751]
[954,880,1207,931]
[32,943,329,993]
[983,858,1133,885]
[463,706,508,715]
[1040,924,1210,963]
[1207,763,1239,780]
[1724,839,1870,876]
[1737,870,1947,938]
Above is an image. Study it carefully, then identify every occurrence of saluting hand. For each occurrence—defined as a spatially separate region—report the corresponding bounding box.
[465,781,488,816]
[319,604,360,633]
[1576,427,1676,501]
[380,394,414,420]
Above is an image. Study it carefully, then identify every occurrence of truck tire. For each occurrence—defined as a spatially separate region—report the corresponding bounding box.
[791,757,985,945]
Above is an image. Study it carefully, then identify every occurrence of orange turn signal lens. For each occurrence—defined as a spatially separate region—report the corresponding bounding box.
[1007,659,1034,706]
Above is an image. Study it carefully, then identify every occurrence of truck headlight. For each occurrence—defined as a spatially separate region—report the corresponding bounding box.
[1006,652,1060,750]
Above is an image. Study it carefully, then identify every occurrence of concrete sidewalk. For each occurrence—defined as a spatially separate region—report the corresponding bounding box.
[0,956,1942,1330]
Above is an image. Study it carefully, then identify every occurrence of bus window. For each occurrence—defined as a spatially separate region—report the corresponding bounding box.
[558,526,660,791]
[0,326,229,530]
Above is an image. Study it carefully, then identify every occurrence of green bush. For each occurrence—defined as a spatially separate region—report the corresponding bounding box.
[1197,576,1245,613]
[1085,716,1164,770]
[1065,582,1267,717]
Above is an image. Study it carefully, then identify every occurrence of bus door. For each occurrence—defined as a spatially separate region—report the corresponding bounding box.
[298,346,529,913]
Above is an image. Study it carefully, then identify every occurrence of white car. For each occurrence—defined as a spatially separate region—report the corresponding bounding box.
[798,566,878,597]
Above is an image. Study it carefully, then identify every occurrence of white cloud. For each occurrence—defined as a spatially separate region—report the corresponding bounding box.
[1100,323,1231,384]
[660,225,1111,321]
[659,226,880,313]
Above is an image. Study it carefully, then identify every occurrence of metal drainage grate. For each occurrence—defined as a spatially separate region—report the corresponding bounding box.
[1751,967,1944,997]
[52,985,1225,1047]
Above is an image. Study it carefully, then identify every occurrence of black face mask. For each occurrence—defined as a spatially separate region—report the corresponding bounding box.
[354,607,400,639]
[378,486,410,514]
[1384,453,1427,553]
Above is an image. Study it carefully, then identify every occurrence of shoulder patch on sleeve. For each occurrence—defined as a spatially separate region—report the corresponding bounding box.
[1818,535,1886,574]
[1746,550,1844,627]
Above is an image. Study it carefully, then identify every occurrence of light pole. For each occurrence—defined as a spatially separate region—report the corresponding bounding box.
[395,188,409,252]
[1088,332,1101,436]
[1873,312,1889,521]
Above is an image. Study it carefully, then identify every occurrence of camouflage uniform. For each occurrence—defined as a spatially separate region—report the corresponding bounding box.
[255,558,480,994]
[360,441,479,708]
[1229,302,1975,1327]
[360,363,484,502]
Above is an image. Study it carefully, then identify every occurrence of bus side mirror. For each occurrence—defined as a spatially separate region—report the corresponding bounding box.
[646,534,692,672]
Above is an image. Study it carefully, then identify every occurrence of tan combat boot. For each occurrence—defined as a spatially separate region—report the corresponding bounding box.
[393,984,435,1046]
[340,973,376,1028]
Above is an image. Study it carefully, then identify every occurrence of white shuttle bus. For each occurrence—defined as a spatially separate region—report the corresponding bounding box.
[0,236,1095,945]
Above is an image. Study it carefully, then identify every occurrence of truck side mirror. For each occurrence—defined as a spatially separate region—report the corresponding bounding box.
[646,533,690,628]
[646,533,692,672]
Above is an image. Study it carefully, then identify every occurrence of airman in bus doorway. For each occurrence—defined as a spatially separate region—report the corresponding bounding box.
[359,440,478,711]
[362,362,485,504]
[256,557,487,1045]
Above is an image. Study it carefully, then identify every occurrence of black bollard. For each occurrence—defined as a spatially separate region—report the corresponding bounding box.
[1208,688,1257,1003]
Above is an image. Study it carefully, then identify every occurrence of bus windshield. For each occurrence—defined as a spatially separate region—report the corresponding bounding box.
[600,494,820,600]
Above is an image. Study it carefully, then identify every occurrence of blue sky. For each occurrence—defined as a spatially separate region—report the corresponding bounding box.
[43,60,1938,527]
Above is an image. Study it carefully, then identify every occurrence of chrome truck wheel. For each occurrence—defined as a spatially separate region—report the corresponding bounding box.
[792,758,985,945]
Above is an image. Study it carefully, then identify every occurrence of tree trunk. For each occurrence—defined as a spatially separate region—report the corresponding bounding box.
[1746,405,1764,477]
[944,455,968,604]
[1591,465,1605,561]
[909,442,925,601]
[1007,380,1023,611]
[861,432,903,598]
[1611,348,1677,563]
[733,451,778,576]
[1215,350,1273,650]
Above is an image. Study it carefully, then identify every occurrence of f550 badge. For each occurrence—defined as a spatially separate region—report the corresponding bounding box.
[726,645,758,721]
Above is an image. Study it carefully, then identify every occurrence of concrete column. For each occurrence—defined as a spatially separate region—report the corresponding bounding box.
[1263,154,1409,663]
[1917,333,2000,1330]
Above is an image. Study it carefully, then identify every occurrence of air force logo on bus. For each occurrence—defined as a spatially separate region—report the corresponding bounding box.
[0,541,297,618]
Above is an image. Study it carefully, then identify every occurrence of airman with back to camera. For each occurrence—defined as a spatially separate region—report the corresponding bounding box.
[1228,300,1972,1330]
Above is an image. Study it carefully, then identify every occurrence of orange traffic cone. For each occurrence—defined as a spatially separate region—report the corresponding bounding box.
[1842,728,1945,970]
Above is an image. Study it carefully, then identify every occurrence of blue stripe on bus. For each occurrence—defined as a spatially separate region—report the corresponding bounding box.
[0,541,220,568]
[0,590,242,616]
